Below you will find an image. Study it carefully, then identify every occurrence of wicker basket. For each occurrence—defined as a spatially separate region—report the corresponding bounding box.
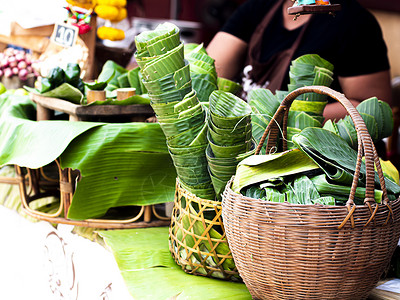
[169,179,240,281]
[221,86,400,299]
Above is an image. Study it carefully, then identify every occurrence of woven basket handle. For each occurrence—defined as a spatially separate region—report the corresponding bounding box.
[255,85,389,208]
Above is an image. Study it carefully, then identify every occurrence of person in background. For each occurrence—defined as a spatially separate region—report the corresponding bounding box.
[206,0,393,121]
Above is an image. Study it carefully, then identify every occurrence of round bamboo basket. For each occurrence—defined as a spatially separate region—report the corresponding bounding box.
[169,179,240,281]
[222,86,400,299]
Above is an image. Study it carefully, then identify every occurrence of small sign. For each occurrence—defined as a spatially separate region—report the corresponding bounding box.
[51,22,78,48]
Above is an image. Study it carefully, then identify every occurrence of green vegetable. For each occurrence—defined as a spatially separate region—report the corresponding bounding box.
[39,77,53,93]
[84,70,115,91]
[65,63,81,87]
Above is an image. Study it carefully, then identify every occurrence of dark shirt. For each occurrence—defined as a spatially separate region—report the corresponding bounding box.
[221,0,390,91]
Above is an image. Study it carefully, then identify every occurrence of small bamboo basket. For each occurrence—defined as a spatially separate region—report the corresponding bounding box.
[222,86,400,299]
[169,179,240,281]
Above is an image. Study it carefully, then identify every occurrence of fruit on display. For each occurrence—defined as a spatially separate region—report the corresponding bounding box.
[0,47,38,82]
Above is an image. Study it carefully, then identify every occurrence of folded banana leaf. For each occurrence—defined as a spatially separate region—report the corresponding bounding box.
[141,43,185,82]
[311,174,384,203]
[135,22,179,54]
[25,83,83,104]
[143,63,191,96]
[292,127,400,195]
[232,149,319,193]
[97,60,128,91]
[127,66,148,95]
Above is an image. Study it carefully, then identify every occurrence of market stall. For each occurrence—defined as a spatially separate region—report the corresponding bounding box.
[1,0,400,299]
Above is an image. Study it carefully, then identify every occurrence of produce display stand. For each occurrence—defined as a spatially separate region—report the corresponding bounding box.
[12,93,171,229]
[0,16,97,80]
[31,93,154,122]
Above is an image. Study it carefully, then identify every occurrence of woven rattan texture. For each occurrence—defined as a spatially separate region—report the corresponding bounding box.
[169,179,240,280]
[221,86,400,299]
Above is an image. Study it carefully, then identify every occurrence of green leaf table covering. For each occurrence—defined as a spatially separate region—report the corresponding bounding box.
[99,227,251,300]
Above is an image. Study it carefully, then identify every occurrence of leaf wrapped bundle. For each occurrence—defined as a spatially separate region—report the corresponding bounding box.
[234,128,400,205]
[323,96,394,149]
[135,22,213,199]
[184,43,218,103]
[207,90,255,199]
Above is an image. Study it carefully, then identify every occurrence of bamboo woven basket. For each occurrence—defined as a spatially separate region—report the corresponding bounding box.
[169,179,240,280]
[222,86,400,299]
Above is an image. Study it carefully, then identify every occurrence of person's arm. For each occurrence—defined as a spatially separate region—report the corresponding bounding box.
[323,70,393,120]
[206,32,248,80]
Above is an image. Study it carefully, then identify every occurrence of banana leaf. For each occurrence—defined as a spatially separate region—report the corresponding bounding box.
[97,60,128,91]
[379,100,394,138]
[189,120,209,146]
[167,122,205,147]
[86,95,151,105]
[191,73,218,103]
[147,31,181,56]
[99,227,251,299]
[310,174,384,203]
[380,159,399,184]
[141,43,185,81]
[208,118,252,136]
[322,119,339,135]
[209,126,252,146]
[248,88,280,122]
[206,145,239,166]
[25,83,83,104]
[359,112,379,142]
[117,72,131,88]
[0,94,177,220]
[135,22,179,54]
[210,90,252,118]
[149,85,192,105]
[217,77,242,95]
[142,63,191,95]
[208,133,253,158]
[0,96,101,168]
[291,54,334,71]
[60,122,177,219]
[186,51,215,66]
[127,67,147,95]
[170,152,208,167]
[287,110,322,130]
[357,97,394,140]
[336,118,358,149]
[178,179,215,200]
[232,149,319,193]
[173,89,198,112]
[292,127,400,195]
[159,110,205,137]
[291,99,327,115]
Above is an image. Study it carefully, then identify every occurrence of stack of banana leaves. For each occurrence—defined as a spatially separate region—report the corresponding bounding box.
[233,126,400,206]
[207,90,256,200]
[183,43,218,103]
[184,43,242,100]
[249,54,334,152]
[323,96,393,150]
[134,22,214,200]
